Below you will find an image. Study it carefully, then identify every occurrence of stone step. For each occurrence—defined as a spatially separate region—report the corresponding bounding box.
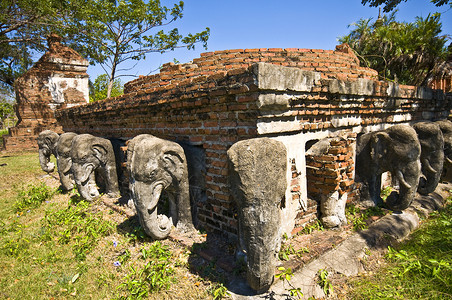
[2,135,38,152]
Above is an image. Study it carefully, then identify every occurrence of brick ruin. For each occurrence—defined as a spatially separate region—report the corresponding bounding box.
[3,34,89,151]
[55,44,452,238]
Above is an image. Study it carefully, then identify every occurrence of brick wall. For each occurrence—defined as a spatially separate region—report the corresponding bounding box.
[56,45,452,237]
[124,44,377,95]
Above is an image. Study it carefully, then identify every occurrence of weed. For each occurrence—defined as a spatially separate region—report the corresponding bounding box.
[317,268,333,296]
[1,236,30,257]
[208,283,230,299]
[278,243,309,261]
[380,186,393,200]
[118,249,131,264]
[275,267,303,299]
[346,203,385,231]
[124,225,147,244]
[117,241,175,299]
[299,220,324,235]
[14,183,56,212]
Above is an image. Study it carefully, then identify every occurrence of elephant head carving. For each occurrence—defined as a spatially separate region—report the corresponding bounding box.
[55,132,78,191]
[413,122,444,195]
[356,125,421,211]
[127,134,194,240]
[228,138,287,292]
[37,130,59,173]
[71,134,120,201]
[436,120,452,182]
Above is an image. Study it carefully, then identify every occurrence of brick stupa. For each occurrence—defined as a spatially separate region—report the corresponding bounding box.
[3,34,89,151]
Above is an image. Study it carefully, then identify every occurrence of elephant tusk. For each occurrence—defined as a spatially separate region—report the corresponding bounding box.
[396,170,412,190]
[446,157,452,165]
[79,164,93,184]
[422,159,437,174]
[148,183,163,212]
[61,158,72,174]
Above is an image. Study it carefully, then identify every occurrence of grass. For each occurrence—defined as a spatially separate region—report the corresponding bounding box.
[345,194,452,299]
[0,152,221,299]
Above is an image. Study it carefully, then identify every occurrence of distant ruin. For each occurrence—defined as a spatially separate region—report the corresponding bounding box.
[2,34,89,151]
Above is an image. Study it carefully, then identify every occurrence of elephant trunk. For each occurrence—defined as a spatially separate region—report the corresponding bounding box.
[133,181,172,240]
[386,163,420,211]
[56,157,74,191]
[104,159,120,198]
[175,178,195,232]
[73,163,99,201]
[418,155,443,195]
[77,174,100,201]
[39,149,55,173]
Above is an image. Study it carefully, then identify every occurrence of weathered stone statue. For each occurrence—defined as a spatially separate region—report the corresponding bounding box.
[71,134,120,200]
[55,132,78,191]
[412,122,444,195]
[356,125,421,210]
[436,120,452,182]
[37,130,59,173]
[127,134,194,240]
[38,130,77,191]
[228,138,287,293]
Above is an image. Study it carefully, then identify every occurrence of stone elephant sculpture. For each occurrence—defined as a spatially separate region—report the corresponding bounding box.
[412,122,444,195]
[38,131,78,191]
[436,120,452,182]
[37,130,59,173]
[127,134,194,240]
[71,134,120,201]
[228,138,287,293]
[356,124,421,211]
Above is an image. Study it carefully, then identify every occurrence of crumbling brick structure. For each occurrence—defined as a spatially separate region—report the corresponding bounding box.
[55,44,452,237]
[3,34,89,151]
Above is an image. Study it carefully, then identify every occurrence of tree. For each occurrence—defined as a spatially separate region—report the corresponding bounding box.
[0,0,92,89]
[1,1,210,99]
[338,12,450,86]
[89,74,123,102]
[81,0,210,98]
[361,0,451,12]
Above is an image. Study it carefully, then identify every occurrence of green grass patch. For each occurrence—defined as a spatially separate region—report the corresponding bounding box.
[15,182,57,212]
[41,200,115,261]
[346,204,386,231]
[347,196,452,299]
[116,241,175,299]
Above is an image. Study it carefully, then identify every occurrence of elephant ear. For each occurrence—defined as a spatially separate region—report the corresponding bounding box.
[371,132,389,162]
[162,150,186,181]
[92,144,108,163]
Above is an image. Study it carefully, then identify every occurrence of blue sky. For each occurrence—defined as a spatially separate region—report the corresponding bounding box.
[87,0,452,83]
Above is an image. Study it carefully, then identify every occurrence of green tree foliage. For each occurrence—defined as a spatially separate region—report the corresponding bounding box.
[0,100,14,128]
[89,74,123,102]
[82,0,210,98]
[338,12,450,86]
[0,0,89,89]
[1,0,210,99]
[362,0,451,12]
